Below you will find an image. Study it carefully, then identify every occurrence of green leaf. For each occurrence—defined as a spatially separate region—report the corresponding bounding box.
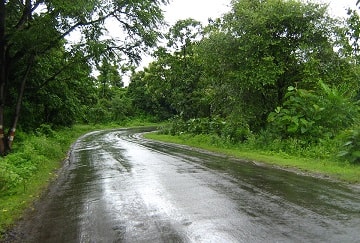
[300,126,308,134]
[287,86,295,92]
[287,124,298,133]
[351,151,360,158]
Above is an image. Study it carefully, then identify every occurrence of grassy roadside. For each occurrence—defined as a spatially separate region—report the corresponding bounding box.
[0,125,96,236]
[144,133,360,184]
[0,121,158,237]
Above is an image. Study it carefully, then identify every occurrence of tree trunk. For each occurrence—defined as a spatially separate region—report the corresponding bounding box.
[0,0,34,154]
[0,0,6,155]
[6,55,34,151]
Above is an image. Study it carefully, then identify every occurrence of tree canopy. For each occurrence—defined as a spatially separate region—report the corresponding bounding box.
[2,0,360,163]
[127,0,360,160]
[0,0,168,154]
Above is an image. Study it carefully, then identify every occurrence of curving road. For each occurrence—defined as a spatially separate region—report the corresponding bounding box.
[7,128,360,242]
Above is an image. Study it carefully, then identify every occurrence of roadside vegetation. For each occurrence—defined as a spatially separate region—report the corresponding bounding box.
[2,0,360,238]
[0,120,157,236]
[0,125,91,235]
[145,130,360,183]
[134,0,360,183]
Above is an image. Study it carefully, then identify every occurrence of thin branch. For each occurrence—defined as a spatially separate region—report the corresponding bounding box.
[57,11,116,41]
[15,0,32,30]
[35,66,68,91]
[29,52,92,93]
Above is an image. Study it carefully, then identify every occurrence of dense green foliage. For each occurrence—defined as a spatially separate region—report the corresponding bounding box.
[0,125,79,194]
[0,125,95,235]
[129,0,360,165]
[268,82,359,141]
[4,0,360,164]
[0,0,168,154]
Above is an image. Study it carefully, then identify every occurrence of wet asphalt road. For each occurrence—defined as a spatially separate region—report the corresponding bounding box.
[10,128,360,242]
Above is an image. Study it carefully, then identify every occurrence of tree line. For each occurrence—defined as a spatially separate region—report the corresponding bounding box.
[2,0,360,163]
[128,0,360,163]
[0,0,168,155]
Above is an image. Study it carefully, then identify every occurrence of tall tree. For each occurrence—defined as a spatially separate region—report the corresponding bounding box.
[0,0,168,155]
[161,19,206,119]
[198,0,355,130]
[129,19,206,120]
[97,58,123,99]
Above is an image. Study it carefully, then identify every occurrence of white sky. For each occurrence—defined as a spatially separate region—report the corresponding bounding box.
[163,0,358,25]
[323,0,358,17]
[163,0,231,25]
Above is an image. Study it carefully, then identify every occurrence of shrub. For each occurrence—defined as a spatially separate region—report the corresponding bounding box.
[161,116,251,143]
[0,126,66,195]
[339,128,360,164]
[35,124,55,137]
[221,120,251,143]
[268,82,359,142]
[0,162,22,192]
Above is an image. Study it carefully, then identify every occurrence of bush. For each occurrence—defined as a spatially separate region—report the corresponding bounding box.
[0,126,66,195]
[161,116,251,143]
[0,162,22,192]
[85,99,113,124]
[339,128,360,164]
[221,120,251,143]
[268,82,359,142]
[35,124,55,137]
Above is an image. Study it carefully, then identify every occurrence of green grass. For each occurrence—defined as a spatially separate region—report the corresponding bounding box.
[144,133,360,183]
[0,125,94,236]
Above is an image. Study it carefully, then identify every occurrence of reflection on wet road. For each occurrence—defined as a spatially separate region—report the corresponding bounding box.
[16,128,360,242]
